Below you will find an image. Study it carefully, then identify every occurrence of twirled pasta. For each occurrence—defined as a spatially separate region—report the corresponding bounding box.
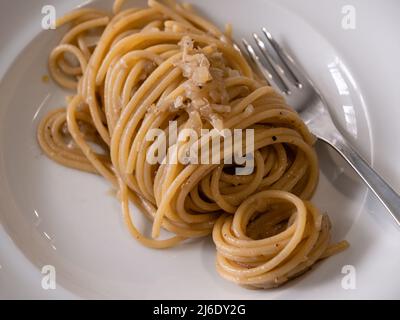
[37,0,348,288]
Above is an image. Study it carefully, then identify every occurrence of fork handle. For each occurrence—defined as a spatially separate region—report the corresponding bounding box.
[322,137,400,226]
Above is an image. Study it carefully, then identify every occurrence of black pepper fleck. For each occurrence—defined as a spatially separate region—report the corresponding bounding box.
[272,136,277,142]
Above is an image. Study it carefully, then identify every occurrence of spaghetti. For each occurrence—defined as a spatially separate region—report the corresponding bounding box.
[37,0,348,288]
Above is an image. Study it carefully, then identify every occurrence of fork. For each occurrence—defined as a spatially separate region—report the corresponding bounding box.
[242,28,400,226]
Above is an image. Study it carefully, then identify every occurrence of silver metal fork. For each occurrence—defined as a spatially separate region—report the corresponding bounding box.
[242,28,400,226]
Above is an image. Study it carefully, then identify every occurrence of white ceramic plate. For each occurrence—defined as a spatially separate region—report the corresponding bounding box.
[1,0,400,299]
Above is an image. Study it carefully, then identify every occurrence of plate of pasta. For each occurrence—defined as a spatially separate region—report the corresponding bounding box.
[0,0,400,299]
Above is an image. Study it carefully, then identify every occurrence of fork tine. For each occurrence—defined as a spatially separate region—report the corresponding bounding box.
[242,39,273,82]
[262,27,302,88]
[252,33,291,94]
[242,39,291,95]
[233,42,242,53]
